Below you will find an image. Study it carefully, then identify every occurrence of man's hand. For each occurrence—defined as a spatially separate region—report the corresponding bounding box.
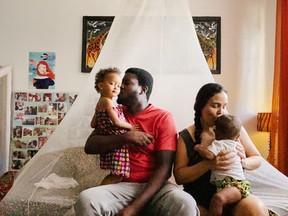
[125,131,153,147]
[116,205,139,216]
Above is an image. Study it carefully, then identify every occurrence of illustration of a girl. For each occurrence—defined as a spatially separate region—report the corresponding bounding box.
[33,61,55,89]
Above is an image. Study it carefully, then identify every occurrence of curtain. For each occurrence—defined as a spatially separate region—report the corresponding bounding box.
[269,0,288,176]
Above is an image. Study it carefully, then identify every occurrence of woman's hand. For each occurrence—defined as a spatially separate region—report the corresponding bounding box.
[214,149,236,171]
[236,142,246,159]
[236,142,247,168]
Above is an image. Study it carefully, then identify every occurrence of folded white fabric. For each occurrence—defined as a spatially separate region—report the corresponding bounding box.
[34,173,78,189]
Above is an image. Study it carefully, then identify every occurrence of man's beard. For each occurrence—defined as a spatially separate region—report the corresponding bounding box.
[117,92,137,106]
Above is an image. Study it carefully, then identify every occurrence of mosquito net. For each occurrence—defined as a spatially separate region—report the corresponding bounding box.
[1,0,287,215]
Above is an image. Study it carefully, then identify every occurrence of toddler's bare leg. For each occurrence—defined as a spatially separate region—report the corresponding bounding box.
[209,187,242,216]
[100,173,123,185]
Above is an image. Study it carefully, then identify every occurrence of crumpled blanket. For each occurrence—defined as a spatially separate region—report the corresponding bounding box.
[34,173,78,189]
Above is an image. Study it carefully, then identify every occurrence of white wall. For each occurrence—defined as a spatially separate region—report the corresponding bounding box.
[0,0,121,92]
[0,0,276,158]
[189,0,276,158]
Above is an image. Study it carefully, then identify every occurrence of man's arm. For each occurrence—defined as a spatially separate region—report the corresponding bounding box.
[84,129,153,154]
[117,150,175,216]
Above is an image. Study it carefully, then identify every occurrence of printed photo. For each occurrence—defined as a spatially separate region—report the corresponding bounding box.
[47,103,57,115]
[13,126,23,139]
[12,160,25,170]
[27,150,38,159]
[69,94,78,107]
[27,139,38,149]
[14,92,27,101]
[54,93,67,102]
[22,126,33,136]
[15,102,24,111]
[24,106,37,115]
[14,111,24,121]
[43,93,52,102]
[38,103,48,113]
[38,137,48,149]
[28,93,41,102]
[22,116,35,125]
[13,139,26,149]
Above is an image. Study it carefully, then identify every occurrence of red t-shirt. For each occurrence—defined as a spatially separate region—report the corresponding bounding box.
[123,104,177,183]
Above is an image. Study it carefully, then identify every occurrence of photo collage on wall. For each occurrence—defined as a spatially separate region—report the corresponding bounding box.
[11,92,78,170]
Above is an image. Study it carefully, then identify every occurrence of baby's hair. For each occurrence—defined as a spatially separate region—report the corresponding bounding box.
[215,114,242,140]
[94,67,121,93]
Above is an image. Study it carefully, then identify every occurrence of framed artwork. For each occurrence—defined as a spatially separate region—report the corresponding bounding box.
[81,16,114,72]
[193,16,221,74]
[81,16,221,74]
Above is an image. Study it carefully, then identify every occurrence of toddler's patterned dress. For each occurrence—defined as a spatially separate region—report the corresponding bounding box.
[95,105,130,177]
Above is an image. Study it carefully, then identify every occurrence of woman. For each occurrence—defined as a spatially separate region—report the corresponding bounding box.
[173,83,269,216]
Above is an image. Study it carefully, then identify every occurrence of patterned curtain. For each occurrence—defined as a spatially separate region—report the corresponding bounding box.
[269,0,288,176]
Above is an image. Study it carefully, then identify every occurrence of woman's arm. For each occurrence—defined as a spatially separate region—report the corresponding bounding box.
[238,127,262,170]
[173,128,237,184]
[173,135,213,184]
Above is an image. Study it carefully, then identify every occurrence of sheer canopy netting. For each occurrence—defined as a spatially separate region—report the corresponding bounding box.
[1,0,288,215]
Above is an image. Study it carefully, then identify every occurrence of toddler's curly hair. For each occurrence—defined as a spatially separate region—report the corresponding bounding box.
[94,67,121,93]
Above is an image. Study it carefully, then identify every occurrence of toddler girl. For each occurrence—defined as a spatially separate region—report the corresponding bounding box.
[91,67,137,185]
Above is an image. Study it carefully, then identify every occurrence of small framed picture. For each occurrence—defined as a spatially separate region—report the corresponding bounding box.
[81,16,114,72]
[193,16,221,74]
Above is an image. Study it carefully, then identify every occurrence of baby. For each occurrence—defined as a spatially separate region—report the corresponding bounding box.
[194,114,250,216]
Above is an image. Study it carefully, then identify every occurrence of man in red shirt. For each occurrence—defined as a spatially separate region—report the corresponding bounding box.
[75,67,199,216]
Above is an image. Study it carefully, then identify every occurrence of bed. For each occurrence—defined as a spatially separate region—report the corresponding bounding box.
[0,146,287,215]
[0,147,109,215]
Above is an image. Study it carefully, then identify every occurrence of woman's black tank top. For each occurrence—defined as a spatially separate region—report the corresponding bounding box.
[179,129,216,209]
